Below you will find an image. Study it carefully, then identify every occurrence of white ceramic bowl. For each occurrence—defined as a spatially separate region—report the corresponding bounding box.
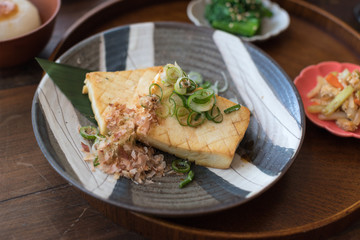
[187,0,290,41]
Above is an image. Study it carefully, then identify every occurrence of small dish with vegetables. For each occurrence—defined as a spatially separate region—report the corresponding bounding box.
[187,0,290,41]
[294,61,360,138]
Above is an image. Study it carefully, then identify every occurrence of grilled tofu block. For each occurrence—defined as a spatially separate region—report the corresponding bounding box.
[137,96,250,168]
[82,66,162,134]
[83,66,250,169]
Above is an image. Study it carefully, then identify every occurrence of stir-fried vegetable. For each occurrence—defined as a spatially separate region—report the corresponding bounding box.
[163,63,183,85]
[307,68,360,132]
[325,73,343,89]
[322,85,354,115]
[205,0,273,37]
[307,104,325,113]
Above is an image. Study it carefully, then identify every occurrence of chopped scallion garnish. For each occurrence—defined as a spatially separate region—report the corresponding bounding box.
[187,111,206,127]
[79,126,99,140]
[171,159,191,173]
[188,71,203,84]
[93,156,100,167]
[149,83,163,101]
[179,170,194,188]
[224,104,241,114]
[155,62,237,127]
[176,106,191,126]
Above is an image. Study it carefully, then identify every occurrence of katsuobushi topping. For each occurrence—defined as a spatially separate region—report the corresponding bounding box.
[81,99,166,184]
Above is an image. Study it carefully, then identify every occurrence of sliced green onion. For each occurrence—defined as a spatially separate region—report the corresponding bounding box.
[171,159,191,173]
[156,103,171,118]
[174,77,197,95]
[206,105,221,120]
[169,91,187,107]
[93,156,100,167]
[139,97,149,109]
[162,86,174,100]
[186,79,197,94]
[169,91,187,115]
[164,64,183,85]
[169,97,177,116]
[179,170,194,188]
[174,77,188,95]
[211,81,219,95]
[187,89,215,112]
[149,83,163,101]
[80,126,99,140]
[192,89,214,104]
[187,111,205,127]
[152,63,230,128]
[217,71,229,93]
[224,104,241,114]
[188,71,203,84]
[97,134,106,138]
[176,106,191,126]
[201,81,212,89]
[212,112,223,123]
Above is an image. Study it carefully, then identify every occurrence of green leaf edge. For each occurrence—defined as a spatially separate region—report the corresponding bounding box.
[36,58,97,125]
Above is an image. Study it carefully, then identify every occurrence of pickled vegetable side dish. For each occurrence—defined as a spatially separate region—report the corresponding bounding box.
[307,69,360,132]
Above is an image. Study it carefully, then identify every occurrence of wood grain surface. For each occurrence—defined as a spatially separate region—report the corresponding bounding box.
[1,0,360,239]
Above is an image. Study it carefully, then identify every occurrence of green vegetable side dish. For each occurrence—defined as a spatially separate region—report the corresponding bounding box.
[205,0,273,37]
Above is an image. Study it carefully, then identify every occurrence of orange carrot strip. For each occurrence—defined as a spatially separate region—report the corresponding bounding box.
[354,98,360,106]
[325,73,343,89]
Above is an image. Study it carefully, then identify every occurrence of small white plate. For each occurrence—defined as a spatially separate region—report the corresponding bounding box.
[187,0,290,41]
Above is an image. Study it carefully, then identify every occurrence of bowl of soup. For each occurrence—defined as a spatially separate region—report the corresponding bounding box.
[0,0,60,68]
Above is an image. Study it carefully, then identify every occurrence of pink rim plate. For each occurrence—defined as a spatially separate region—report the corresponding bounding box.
[294,61,360,138]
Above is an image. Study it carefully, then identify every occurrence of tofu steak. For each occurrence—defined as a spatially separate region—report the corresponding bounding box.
[83,66,250,169]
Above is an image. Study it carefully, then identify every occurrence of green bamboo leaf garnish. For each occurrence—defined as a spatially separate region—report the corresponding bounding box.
[36,58,96,125]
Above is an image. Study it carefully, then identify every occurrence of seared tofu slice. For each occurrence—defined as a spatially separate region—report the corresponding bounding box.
[83,66,250,169]
[82,66,162,134]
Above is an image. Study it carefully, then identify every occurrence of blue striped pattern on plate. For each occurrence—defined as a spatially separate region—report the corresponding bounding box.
[32,22,305,216]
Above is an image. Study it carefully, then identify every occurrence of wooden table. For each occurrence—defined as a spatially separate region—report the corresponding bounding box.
[1,0,360,239]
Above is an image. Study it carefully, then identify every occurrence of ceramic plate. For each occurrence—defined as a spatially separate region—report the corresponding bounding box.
[294,61,360,138]
[32,22,304,217]
[187,0,290,41]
